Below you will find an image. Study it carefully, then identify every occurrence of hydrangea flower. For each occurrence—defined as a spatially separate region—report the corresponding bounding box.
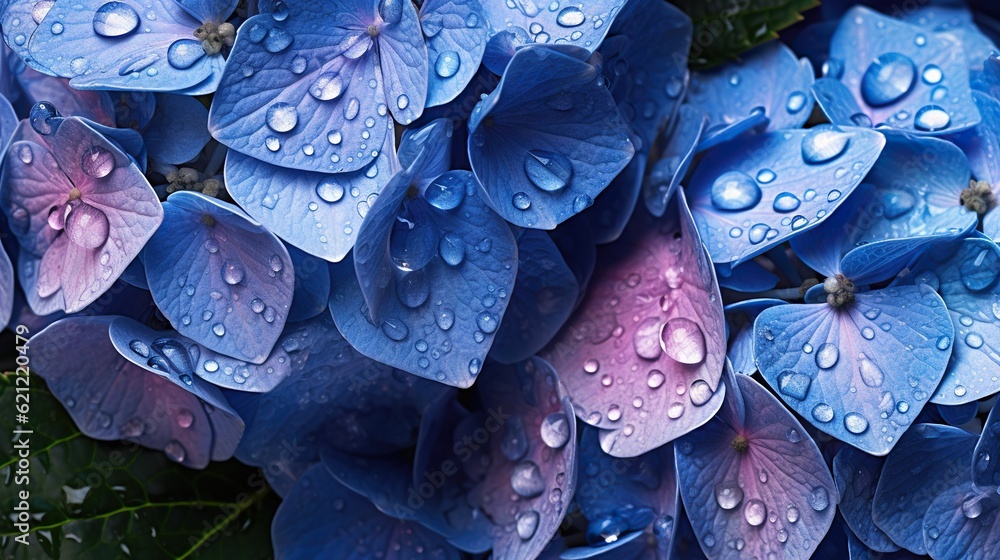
[9,1,1000,558]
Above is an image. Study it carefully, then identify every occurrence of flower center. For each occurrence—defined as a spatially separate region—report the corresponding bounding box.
[731,434,749,452]
[367,24,380,37]
[960,179,993,215]
[824,273,855,308]
[194,22,235,55]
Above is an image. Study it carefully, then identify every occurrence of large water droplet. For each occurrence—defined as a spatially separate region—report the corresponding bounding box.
[524,150,573,192]
[689,380,713,406]
[633,317,662,360]
[772,192,801,213]
[511,461,546,498]
[812,403,834,423]
[843,412,869,434]
[808,486,830,511]
[81,145,114,178]
[167,39,205,69]
[309,73,344,101]
[861,52,917,107]
[710,171,761,211]
[777,369,812,400]
[921,64,943,85]
[435,50,460,78]
[714,481,743,510]
[744,499,766,526]
[914,105,950,132]
[176,409,194,428]
[960,248,1000,291]
[164,440,186,462]
[438,233,465,266]
[859,358,884,387]
[815,343,839,369]
[263,27,293,53]
[801,127,850,164]
[512,192,531,210]
[556,6,584,26]
[516,510,540,539]
[65,202,110,249]
[92,1,139,37]
[540,412,570,449]
[266,102,298,132]
[397,270,429,308]
[316,178,344,203]
[962,496,983,519]
[222,262,245,285]
[426,173,465,210]
[660,318,706,364]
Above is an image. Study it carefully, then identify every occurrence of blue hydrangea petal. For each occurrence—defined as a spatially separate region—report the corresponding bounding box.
[374,0,428,125]
[716,261,779,293]
[833,446,899,552]
[142,93,211,164]
[974,399,1000,489]
[938,402,979,426]
[559,530,648,560]
[108,316,292,392]
[894,237,1000,405]
[13,65,117,126]
[583,152,643,244]
[468,44,635,229]
[575,425,677,551]
[601,0,690,152]
[27,0,219,92]
[686,126,886,273]
[30,316,244,468]
[143,191,294,363]
[230,314,447,487]
[173,0,237,23]
[0,92,17,153]
[479,0,626,51]
[675,372,838,560]
[812,76,870,128]
[643,104,706,218]
[225,117,399,262]
[922,482,1000,560]
[3,0,50,69]
[687,42,814,149]
[724,298,786,376]
[543,190,726,457]
[754,284,954,455]
[490,229,579,364]
[17,249,63,316]
[272,463,462,560]
[0,246,13,330]
[330,170,517,387]
[421,0,488,107]
[902,4,998,72]
[827,6,980,134]
[873,423,977,554]
[474,357,577,560]
[210,9,387,173]
[954,91,1000,187]
[286,244,331,322]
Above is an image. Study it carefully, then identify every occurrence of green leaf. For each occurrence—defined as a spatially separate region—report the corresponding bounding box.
[0,373,279,559]
[673,0,820,69]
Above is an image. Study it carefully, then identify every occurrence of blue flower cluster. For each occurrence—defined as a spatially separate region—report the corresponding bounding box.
[5,0,1000,557]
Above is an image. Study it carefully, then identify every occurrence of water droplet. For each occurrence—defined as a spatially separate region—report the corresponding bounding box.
[572,194,592,213]
[647,370,665,388]
[861,52,917,107]
[914,105,950,131]
[436,308,454,330]
[434,50,460,78]
[176,409,194,428]
[310,72,343,101]
[316,178,344,203]
[962,496,983,519]
[787,91,807,113]
[164,440,186,462]
[714,482,743,510]
[129,339,149,357]
[92,1,139,37]
[212,323,226,337]
[777,369,811,400]
[511,461,545,498]
[786,428,801,443]
[921,64,943,85]
[381,318,408,341]
[477,311,498,333]
[396,94,409,110]
[556,6,584,26]
[689,380,713,406]
[540,413,570,448]
[808,486,830,511]
[801,127,850,164]
[773,192,801,213]
[632,317,662,360]
[167,39,205,69]
[222,262,244,285]
[710,171,761,211]
[439,233,464,266]
[81,145,114,178]
[659,318,706,364]
[65,202,110,249]
[265,136,280,151]
[966,333,984,349]
[266,102,298,132]
[512,192,531,210]
[426,174,465,210]
[515,509,539,539]
[756,168,775,184]
[524,150,573,192]
[843,412,868,434]
[263,27,293,53]
[744,499,767,526]
[812,403,834,423]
